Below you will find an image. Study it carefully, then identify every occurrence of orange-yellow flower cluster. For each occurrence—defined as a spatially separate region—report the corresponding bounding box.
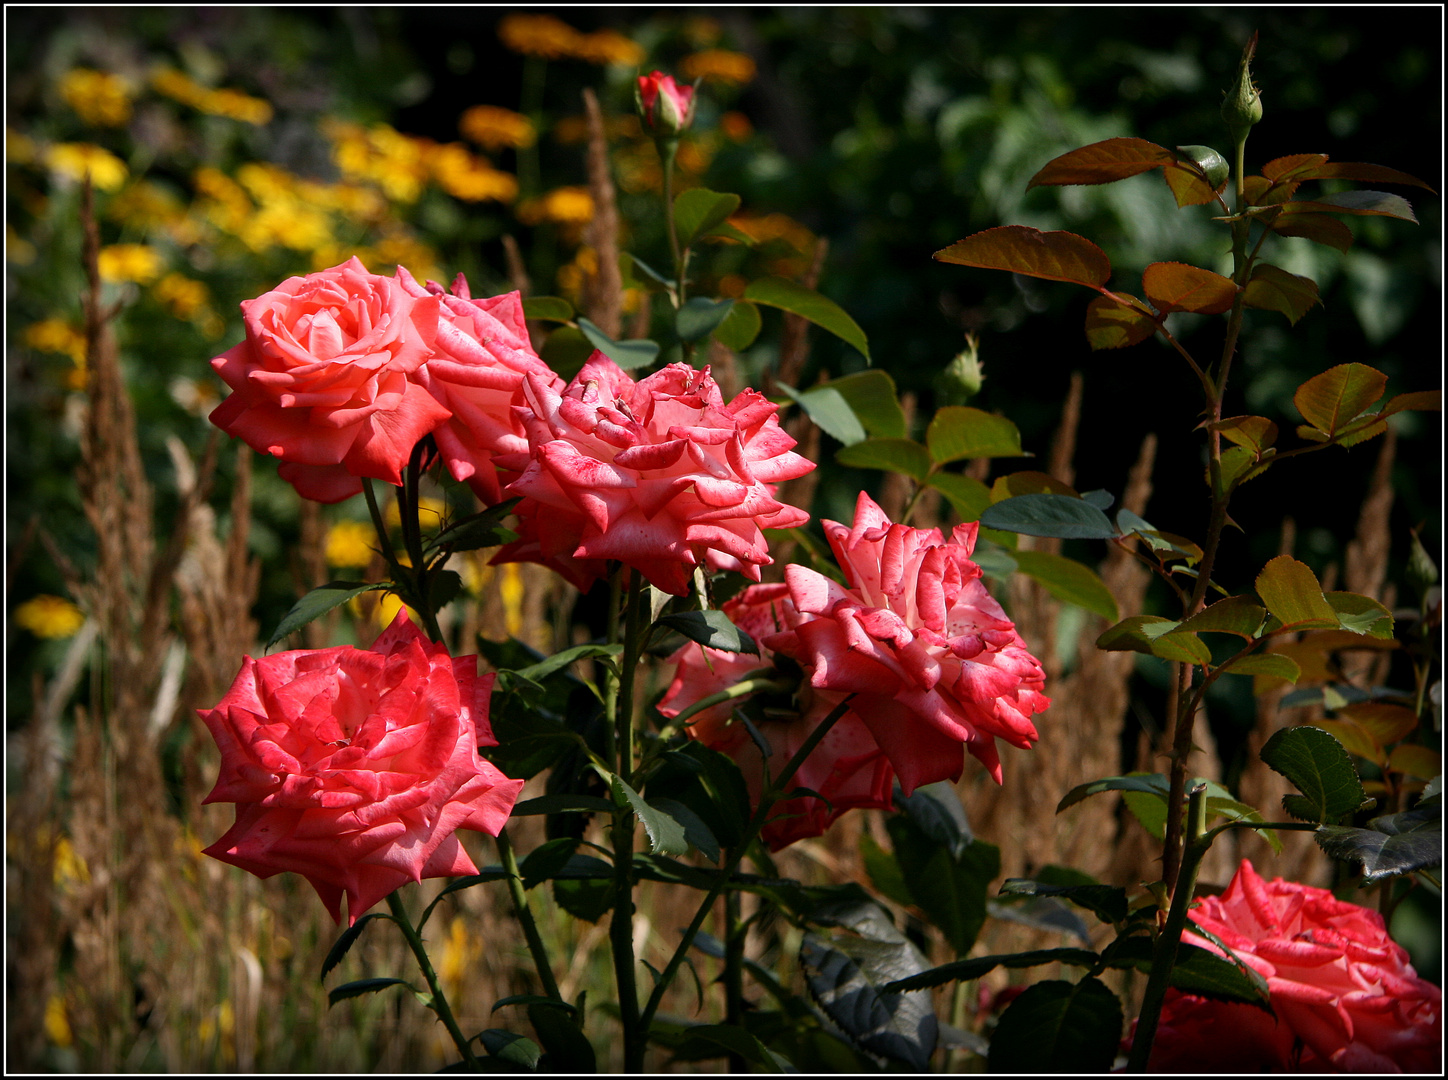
[498,14,644,66]
[58,68,134,127]
[98,243,165,284]
[14,595,86,639]
[680,49,757,85]
[43,143,128,190]
[325,119,516,207]
[151,68,273,125]
[22,319,87,365]
[516,186,594,227]
[459,105,536,151]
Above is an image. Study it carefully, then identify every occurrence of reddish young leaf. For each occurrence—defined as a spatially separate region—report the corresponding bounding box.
[1026,136,1175,188]
[1381,390,1442,417]
[1283,191,1418,223]
[1269,156,1437,193]
[1242,264,1320,325]
[1294,363,1388,437]
[1262,154,1330,181]
[1083,293,1158,349]
[1335,703,1420,746]
[1242,175,1301,207]
[1142,262,1238,315]
[1162,162,1224,208]
[1268,211,1355,253]
[1211,415,1279,454]
[935,226,1111,288]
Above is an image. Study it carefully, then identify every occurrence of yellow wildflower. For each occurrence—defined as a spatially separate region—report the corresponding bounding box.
[152,272,209,319]
[499,563,525,638]
[324,120,432,203]
[7,223,36,265]
[151,68,271,125]
[98,243,164,284]
[574,29,646,67]
[556,246,598,306]
[384,496,447,531]
[44,995,73,1048]
[680,49,757,86]
[7,127,37,164]
[15,595,86,639]
[370,231,443,285]
[23,319,87,364]
[107,179,186,230]
[551,113,640,145]
[193,166,253,235]
[44,143,128,190]
[53,835,90,888]
[374,591,420,629]
[683,16,722,47]
[458,105,536,151]
[516,186,594,227]
[325,521,376,569]
[58,68,133,127]
[430,143,518,203]
[498,13,584,59]
[437,915,479,999]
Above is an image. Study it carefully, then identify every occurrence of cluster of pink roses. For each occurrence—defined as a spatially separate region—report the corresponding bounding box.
[659,492,1050,848]
[210,257,811,596]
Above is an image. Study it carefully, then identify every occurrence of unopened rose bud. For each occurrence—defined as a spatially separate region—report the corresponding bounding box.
[1175,145,1229,190]
[635,71,697,138]
[938,333,985,405]
[1221,31,1263,143]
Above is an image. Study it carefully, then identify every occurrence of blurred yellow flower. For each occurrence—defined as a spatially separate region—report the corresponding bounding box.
[574,29,646,67]
[107,179,186,231]
[325,520,376,569]
[430,143,518,203]
[458,105,536,151]
[324,120,432,203]
[374,591,420,629]
[58,67,133,127]
[498,13,584,59]
[7,127,37,164]
[680,49,757,85]
[720,111,754,141]
[52,835,91,888]
[7,223,36,265]
[23,319,87,364]
[516,186,594,227]
[97,243,164,284]
[556,245,598,306]
[44,995,73,1049]
[151,68,271,125]
[44,143,128,190]
[500,563,525,638]
[152,272,210,319]
[437,915,479,999]
[683,16,722,47]
[384,496,447,531]
[551,113,641,145]
[15,595,86,638]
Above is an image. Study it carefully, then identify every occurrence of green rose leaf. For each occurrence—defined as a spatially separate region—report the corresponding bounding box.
[673,188,742,248]
[674,296,734,342]
[268,581,390,649]
[882,947,1101,994]
[520,295,575,322]
[328,977,414,1006]
[611,776,689,857]
[1260,726,1368,824]
[744,276,870,360]
[1255,555,1340,629]
[1315,797,1442,883]
[711,299,761,351]
[936,225,1111,288]
[778,382,868,446]
[980,493,1118,540]
[825,369,907,437]
[926,471,992,521]
[656,609,759,655]
[1011,550,1119,623]
[835,437,932,481]
[926,406,1024,463]
[576,315,660,370]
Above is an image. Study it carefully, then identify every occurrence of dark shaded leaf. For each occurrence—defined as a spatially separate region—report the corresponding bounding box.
[528,1002,596,1073]
[675,296,734,343]
[987,977,1122,1073]
[671,1025,784,1072]
[1027,136,1174,187]
[1287,190,1418,222]
[888,816,999,955]
[980,493,1118,539]
[883,948,1100,994]
[519,837,580,890]
[611,776,689,857]
[329,977,413,1006]
[511,794,616,817]
[1316,798,1442,883]
[1141,262,1238,314]
[656,609,758,655]
[650,796,721,864]
[268,581,389,649]
[321,914,383,981]
[477,1029,543,1070]
[998,879,1128,925]
[895,780,974,857]
[1084,292,1158,349]
[1260,726,1368,824]
[927,471,992,521]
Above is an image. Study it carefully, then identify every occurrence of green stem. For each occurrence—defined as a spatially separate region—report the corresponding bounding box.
[723,889,746,1073]
[1127,783,1211,1073]
[634,698,854,1057]
[400,443,444,643]
[659,138,683,307]
[386,891,483,1072]
[496,828,563,1002]
[610,569,647,1070]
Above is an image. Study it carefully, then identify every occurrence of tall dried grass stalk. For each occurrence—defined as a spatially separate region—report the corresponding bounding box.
[582,87,623,339]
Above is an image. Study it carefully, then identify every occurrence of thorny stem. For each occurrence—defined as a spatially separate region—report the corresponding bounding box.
[634,698,855,1062]
[495,828,563,1003]
[723,889,747,1073]
[1128,783,1210,1072]
[610,569,646,1070]
[386,892,483,1072]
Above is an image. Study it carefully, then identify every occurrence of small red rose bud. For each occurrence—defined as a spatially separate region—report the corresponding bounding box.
[635,70,696,137]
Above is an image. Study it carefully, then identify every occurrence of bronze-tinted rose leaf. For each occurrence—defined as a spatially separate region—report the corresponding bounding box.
[935,226,1111,288]
[1262,153,1330,181]
[1142,262,1238,315]
[1285,190,1418,223]
[1294,363,1388,437]
[1027,136,1174,188]
[1162,162,1223,207]
[1211,415,1279,454]
[1084,293,1158,349]
[1242,174,1301,207]
[1269,211,1355,253]
[1381,390,1442,417]
[1289,160,1437,193]
[1242,264,1321,325]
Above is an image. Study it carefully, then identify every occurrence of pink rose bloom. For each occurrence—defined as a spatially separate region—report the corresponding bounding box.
[395,269,563,505]
[1148,859,1442,1073]
[657,582,893,850]
[764,492,1049,793]
[497,355,814,596]
[637,71,696,136]
[209,257,450,503]
[199,612,525,925]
